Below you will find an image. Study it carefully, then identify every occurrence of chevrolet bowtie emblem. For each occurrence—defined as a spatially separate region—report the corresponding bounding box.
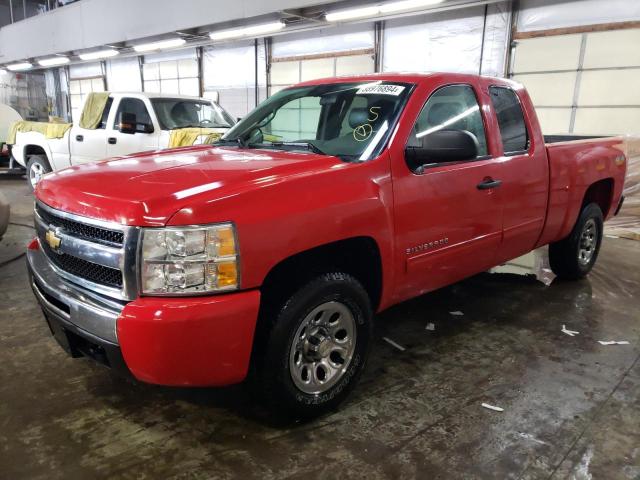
[45,229,62,250]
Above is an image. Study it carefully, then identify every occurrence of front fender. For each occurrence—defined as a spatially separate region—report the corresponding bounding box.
[168,154,397,309]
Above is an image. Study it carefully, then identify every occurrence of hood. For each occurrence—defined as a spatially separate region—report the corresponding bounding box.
[36,145,343,226]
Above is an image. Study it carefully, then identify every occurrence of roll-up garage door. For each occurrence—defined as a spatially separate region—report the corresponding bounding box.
[511,28,640,135]
[270,24,375,94]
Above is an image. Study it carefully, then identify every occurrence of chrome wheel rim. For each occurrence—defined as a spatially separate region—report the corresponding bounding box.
[578,219,597,265]
[289,301,357,395]
[29,162,44,188]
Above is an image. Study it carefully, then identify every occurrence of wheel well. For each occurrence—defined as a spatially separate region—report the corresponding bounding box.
[259,237,383,313]
[582,178,613,218]
[24,145,50,166]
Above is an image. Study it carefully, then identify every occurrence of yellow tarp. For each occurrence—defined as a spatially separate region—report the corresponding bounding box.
[168,128,224,148]
[79,92,110,130]
[6,120,72,145]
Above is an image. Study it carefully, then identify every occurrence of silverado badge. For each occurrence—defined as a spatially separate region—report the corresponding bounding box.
[45,229,62,251]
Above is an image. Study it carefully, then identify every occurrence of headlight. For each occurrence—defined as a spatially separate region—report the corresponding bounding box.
[140,223,239,295]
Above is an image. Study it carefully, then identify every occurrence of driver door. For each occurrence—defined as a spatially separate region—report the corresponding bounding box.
[106,97,160,157]
[391,83,504,300]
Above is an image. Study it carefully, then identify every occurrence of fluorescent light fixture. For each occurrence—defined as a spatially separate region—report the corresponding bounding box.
[380,0,445,13]
[209,21,285,41]
[325,6,380,21]
[78,49,119,61]
[326,0,445,21]
[38,56,70,67]
[6,62,33,71]
[133,38,186,53]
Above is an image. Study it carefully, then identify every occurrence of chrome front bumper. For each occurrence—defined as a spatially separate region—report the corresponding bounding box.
[27,245,126,345]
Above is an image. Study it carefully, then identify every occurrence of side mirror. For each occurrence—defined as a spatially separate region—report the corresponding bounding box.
[405,129,479,171]
[118,112,137,134]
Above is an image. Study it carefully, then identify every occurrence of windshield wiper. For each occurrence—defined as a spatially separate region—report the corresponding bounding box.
[214,137,248,148]
[266,142,328,155]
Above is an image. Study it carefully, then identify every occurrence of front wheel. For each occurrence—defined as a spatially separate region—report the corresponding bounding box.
[256,272,373,419]
[26,155,51,191]
[549,202,604,279]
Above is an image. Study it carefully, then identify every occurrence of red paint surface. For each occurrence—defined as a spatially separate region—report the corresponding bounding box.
[35,73,627,386]
[117,290,260,386]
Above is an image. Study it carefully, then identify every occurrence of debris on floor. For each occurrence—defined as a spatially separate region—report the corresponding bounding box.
[562,325,580,336]
[597,340,630,345]
[517,432,548,445]
[449,311,464,316]
[425,322,435,331]
[382,336,406,351]
[481,403,504,412]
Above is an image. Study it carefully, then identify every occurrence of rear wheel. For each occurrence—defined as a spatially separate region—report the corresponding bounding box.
[26,155,51,191]
[549,202,603,279]
[255,272,372,419]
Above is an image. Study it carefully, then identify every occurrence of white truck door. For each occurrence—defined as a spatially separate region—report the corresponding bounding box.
[69,97,113,165]
[106,97,160,157]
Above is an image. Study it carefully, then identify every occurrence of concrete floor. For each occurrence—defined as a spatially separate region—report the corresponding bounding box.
[1,177,639,479]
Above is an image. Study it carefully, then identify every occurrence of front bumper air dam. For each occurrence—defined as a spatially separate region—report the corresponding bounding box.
[117,290,261,387]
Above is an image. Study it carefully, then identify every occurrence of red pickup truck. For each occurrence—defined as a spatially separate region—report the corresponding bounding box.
[28,73,626,417]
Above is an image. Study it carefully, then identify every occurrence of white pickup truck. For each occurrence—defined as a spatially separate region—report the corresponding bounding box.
[11,92,236,189]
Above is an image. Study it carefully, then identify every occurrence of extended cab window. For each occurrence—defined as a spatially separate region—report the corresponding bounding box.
[489,86,529,154]
[408,84,488,157]
[113,98,154,133]
[97,97,113,130]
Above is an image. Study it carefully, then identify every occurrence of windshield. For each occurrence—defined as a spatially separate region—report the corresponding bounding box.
[151,98,235,130]
[220,81,413,161]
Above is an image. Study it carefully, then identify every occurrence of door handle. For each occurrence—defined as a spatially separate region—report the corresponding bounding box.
[75,135,83,142]
[477,178,502,190]
[108,137,117,145]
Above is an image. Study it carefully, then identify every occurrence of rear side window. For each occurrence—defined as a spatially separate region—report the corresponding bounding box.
[489,87,529,154]
[408,84,488,157]
[97,97,113,130]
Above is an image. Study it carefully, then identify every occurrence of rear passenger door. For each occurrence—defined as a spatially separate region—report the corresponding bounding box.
[488,85,548,263]
[391,83,504,299]
[106,97,160,157]
[69,97,113,165]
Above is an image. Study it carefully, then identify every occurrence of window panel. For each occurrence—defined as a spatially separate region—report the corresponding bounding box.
[271,61,300,86]
[179,78,200,96]
[178,59,199,78]
[583,29,640,69]
[489,87,529,153]
[534,108,572,135]
[300,58,334,82]
[69,80,81,94]
[144,80,160,93]
[574,108,640,136]
[160,79,180,94]
[336,54,374,76]
[143,63,160,81]
[578,69,640,106]
[409,84,488,157]
[159,60,178,79]
[513,72,576,107]
[113,97,153,132]
[91,78,105,92]
[80,79,92,94]
[512,35,582,73]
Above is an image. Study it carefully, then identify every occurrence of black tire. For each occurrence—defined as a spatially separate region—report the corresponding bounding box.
[255,272,373,419]
[26,154,51,191]
[549,202,604,280]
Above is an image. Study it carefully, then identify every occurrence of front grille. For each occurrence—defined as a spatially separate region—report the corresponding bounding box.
[36,203,124,247]
[42,241,123,289]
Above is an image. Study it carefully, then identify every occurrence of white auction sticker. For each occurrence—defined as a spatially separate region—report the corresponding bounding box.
[356,84,405,96]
